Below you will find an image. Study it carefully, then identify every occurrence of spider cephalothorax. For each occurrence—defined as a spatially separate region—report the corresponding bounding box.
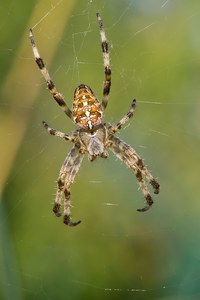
[30,13,160,227]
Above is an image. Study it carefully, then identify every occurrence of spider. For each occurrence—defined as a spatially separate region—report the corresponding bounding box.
[29,13,160,227]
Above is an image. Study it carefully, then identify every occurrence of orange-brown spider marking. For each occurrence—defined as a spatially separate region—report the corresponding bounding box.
[73,84,103,129]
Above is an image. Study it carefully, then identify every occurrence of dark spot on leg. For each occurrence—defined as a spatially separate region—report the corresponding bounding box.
[137,158,144,168]
[49,128,56,135]
[53,203,61,217]
[64,189,70,200]
[47,80,55,90]
[103,83,111,96]
[105,66,111,76]
[136,170,142,181]
[150,179,160,194]
[146,193,154,206]
[102,41,108,53]
[63,215,81,227]
[127,111,133,119]
[137,194,153,212]
[36,57,45,69]
[57,178,64,189]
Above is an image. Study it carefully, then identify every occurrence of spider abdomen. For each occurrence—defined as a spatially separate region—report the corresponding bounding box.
[73,84,103,129]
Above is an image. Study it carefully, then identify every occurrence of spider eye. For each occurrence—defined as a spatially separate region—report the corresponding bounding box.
[73,84,103,129]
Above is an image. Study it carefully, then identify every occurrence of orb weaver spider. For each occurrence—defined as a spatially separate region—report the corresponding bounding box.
[29,13,160,226]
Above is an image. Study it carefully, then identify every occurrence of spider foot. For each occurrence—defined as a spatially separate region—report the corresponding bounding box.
[63,215,81,227]
[53,203,62,217]
[137,206,151,212]
[137,194,153,212]
[42,120,48,128]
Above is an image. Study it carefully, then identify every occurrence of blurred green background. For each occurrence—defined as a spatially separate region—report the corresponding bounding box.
[0,0,200,299]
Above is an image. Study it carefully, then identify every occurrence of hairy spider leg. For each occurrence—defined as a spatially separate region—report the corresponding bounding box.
[29,29,72,119]
[53,146,84,226]
[96,13,111,111]
[109,136,159,211]
[135,159,160,195]
[42,121,76,142]
[110,99,136,133]
[108,99,159,195]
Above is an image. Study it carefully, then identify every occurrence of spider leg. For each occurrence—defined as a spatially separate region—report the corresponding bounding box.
[29,29,72,119]
[42,121,75,142]
[96,13,111,111]
[53,146,84,226]
[109,136,159,211]
[135,156,160,195]
[109,99,136,133]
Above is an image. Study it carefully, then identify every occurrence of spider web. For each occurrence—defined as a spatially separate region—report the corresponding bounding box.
[0,0,200,299]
